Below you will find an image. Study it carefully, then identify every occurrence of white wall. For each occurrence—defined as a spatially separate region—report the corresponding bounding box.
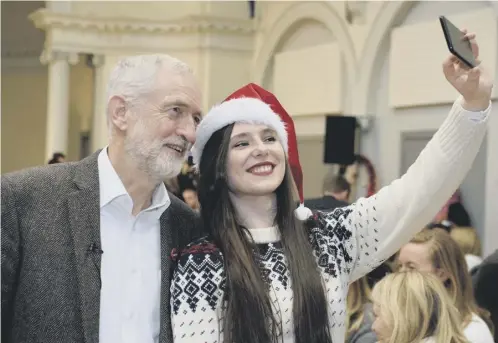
[260,16,338,197]
[389,6,497,108]
[484,103,498,255]
[274,43,343,117]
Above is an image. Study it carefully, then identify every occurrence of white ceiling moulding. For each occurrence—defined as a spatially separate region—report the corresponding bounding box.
[29,9,256,55]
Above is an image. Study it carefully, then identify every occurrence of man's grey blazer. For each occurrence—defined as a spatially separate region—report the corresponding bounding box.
[1,151,203,343]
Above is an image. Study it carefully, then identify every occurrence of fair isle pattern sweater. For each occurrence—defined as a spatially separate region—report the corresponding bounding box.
[170,97,490,343]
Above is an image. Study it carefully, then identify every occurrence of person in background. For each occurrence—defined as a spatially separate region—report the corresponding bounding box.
[429,189,471,231]
[346,276,377,343]
[397,229,494,342]
[164,177,182,199]
[304,173,350,211]
[447,201,472,227]
[473,249,498,342]
[48,152,66,164]
[365,258,393,290]
[182,188,200,212]
[426,221,453,232]
[177,157,198,192]
[450,226,483,271]
[2,54,204,343]
[371,271,468,343]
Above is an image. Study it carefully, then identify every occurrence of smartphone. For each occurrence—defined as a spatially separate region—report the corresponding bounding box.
[439,15,476,68]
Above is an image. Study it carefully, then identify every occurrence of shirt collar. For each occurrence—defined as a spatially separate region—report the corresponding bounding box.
[97,148,170,216]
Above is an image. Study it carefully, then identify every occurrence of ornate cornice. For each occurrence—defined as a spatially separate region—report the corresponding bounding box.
[28,9,255,55]
[29,9,256,35]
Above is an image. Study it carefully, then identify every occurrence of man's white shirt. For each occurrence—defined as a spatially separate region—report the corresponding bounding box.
[97,148,170,343]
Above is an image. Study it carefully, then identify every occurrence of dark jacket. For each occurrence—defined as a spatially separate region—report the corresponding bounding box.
[472,249,498,341]
[1,151,203,343]
[304,195,349,211]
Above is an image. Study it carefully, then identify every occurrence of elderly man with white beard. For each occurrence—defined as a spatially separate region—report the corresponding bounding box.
[1,55,204,343]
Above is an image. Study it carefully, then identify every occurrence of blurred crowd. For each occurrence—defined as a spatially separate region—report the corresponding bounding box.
[306,173,497,343]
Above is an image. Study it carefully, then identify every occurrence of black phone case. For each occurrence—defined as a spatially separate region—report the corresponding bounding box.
[439,16,476,68]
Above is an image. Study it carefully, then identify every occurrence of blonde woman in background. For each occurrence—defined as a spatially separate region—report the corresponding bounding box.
[397,228,494,342]
[346,276,377,343]
[450,226,483,271]
[371,271,468,343]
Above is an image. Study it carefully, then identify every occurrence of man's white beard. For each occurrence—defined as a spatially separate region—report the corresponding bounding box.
[154,149,185,180]
[124,130,186,182]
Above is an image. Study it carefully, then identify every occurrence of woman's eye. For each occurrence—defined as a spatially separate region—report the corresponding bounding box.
[265,136,277,142]
[233,141,249,148]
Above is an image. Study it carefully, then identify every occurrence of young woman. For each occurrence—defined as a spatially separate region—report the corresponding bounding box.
[397,228,494,342]
[170,33,493,343]
[371,271,468,343]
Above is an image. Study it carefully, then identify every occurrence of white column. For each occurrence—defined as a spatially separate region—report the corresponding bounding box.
[40,50,79,160]
[90,54,109,151]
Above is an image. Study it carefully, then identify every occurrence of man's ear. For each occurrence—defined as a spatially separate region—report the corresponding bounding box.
[108,95,129,132]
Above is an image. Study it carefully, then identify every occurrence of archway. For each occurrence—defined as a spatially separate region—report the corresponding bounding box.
[353,1,416,115]
[252,1,356,90]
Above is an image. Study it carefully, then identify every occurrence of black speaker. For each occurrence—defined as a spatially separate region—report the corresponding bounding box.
[323,116,357,165]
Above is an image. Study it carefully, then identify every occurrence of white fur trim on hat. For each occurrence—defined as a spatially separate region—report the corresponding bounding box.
[192,97,288,166]
[294,203,312,221]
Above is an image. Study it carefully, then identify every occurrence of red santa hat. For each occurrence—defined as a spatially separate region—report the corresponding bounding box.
[191,83,312,221]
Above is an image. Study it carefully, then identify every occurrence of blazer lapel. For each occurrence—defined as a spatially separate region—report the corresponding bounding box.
[159,210,174,343]
[68,152,102,343]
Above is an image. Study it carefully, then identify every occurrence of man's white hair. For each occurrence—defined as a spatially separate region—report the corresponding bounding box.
[105,54,192,134]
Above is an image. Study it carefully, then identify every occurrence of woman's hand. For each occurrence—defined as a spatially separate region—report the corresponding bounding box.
[442,30,494,111]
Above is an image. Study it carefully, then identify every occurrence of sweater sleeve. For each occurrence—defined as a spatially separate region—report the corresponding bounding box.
[170,239,226,343]
[315,96,490,282]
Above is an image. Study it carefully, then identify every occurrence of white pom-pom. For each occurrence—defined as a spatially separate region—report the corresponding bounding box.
[294,203,312,221]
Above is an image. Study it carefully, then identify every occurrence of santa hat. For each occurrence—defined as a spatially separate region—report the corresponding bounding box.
[191,83,312,221]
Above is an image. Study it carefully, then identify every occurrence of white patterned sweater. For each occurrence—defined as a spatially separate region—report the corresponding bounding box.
[170,97,490,343]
